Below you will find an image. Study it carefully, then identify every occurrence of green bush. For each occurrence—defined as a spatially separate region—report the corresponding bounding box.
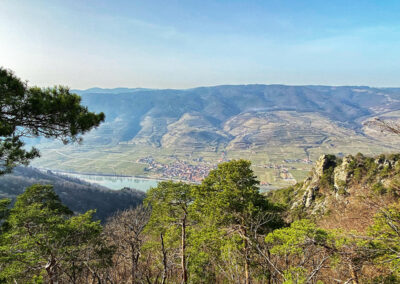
[368,275,400,284]
[335,180,347,195]
[353,168,363,182]
[267,186,296,208]
[379,165,391,178]
[319,155,337,190]
[372,182,387,195]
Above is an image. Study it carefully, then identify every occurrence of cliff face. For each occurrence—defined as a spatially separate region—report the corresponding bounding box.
[273,153,400,222]
[299,154,337,209]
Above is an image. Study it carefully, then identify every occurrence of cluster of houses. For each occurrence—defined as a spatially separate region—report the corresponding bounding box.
[137,156,216,183]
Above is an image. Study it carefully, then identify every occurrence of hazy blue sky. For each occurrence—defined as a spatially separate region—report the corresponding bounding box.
[1,0,399,89]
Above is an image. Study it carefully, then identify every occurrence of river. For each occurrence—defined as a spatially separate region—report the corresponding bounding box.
[54,172,160,191]
[51,171,273,192]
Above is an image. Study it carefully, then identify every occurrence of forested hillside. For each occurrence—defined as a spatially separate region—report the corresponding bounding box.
[3,158,400,283]
[0,167,144,221]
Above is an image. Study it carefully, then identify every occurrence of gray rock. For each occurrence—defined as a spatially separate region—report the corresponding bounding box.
[300,155,336,208]
[334,155,353,195]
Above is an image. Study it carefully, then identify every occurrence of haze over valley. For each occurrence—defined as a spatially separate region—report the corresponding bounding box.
[32,84,400,188]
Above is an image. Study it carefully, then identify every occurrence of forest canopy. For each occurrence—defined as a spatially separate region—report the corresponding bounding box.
[2,159,400,283]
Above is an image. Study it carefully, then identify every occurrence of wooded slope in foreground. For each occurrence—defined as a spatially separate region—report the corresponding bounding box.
[0,167,144,222]
[2,156,400,283]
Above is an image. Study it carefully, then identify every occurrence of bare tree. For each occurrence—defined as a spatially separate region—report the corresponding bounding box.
[104,205,151,284]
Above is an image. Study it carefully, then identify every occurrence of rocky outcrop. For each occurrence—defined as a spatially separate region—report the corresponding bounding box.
[375,155,395,170]
[290,153,400,215]
[297,155,337,210]
[302,185,319,208]
[333,156,353,195]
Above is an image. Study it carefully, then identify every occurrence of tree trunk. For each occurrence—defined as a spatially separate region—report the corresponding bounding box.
[266,249,273,284]
[349,263,359,284]
[161,233,168,284]
[244,238,250,284]
[242,227,250,284]
[181,214,188,284]
[45,258,58,284]
[131,244,138,284]
[71,261,77,284]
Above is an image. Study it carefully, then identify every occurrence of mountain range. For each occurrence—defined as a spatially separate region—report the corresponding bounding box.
[71,85,400,149]
[33,85,400,186]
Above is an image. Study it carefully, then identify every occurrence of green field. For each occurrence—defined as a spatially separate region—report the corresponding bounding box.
[32,135,400,188]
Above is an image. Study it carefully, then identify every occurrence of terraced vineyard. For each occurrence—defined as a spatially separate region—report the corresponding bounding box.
[32,85,400,188]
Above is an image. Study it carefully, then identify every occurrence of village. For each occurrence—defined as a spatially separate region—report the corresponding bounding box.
[137,156,217,183]
[137,155,302,184]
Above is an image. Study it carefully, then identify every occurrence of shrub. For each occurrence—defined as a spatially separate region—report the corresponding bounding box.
[372,182,387,195]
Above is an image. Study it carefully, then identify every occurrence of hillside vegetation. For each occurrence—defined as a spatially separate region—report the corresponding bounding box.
[3,158,400,283]
[0,167,144,221]
[268,153,400,225]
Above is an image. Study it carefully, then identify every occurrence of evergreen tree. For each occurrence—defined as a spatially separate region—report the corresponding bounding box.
[369,201,400,277]
[264,219,334,283]
[194,159,282,284]
[145,181,194,283]
[0,67,104,174]
[0,184,110,283]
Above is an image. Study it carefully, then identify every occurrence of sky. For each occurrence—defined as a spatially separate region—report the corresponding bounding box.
[1,0,400,89]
